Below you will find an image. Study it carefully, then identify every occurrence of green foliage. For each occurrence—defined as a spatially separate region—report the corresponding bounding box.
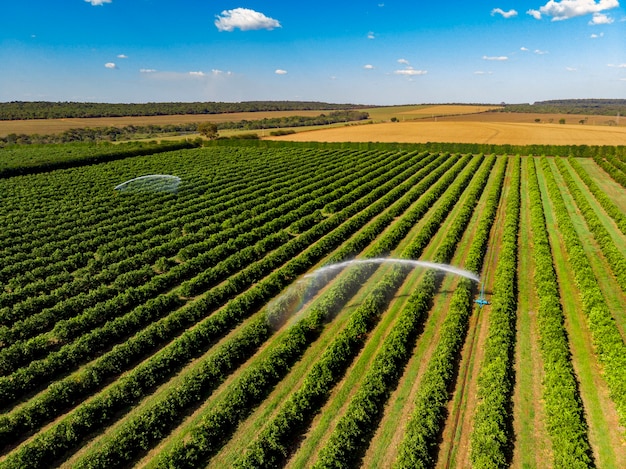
[0,142,622,467]
[469,156,519,468]
[501,99,626,116]
[0,100,368,120]
[197,122,218,139]
[555,157,626,292]
[567,157,626,235]
[593,154,626,189]
[540,156,626,431]
[0,140,198,176]
[524,158,594,468]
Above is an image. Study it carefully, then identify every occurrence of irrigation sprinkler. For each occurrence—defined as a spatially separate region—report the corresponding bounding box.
[475,281,489,307]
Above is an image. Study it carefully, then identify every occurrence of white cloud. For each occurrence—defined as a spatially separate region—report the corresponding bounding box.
[521,46,530,51]
[528,0,619,21]
[474,71,494,75]
[534,49,549,54]
[104,62,117,69]
[491,8,519,18]
[394,67,427,76]
[275,69,288,75]
[140,68,157,73]
[608,63,626,67]
[590,31,605,37]
[367,31,376,39]
[364,64,375,70]
[189,71,206,76]
[566,66,578,71]
[397,58,410,65]
[85,0,111,5]
[215,8,281,32]
[482,55,509,61]
[589,12,614,23]
[211,69,232,76]
[117,54,128,59]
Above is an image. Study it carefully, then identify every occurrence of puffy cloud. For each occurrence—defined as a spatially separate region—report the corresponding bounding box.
[140,68,157,73]
[394,67,427,76]
[85,0,111,5]
[491,8,518,18]
[364,64,375,70]
[104,62,117,69]
[275,69,288,75]
[521,46,530,51]
[590,31,605,37]
[397,58,410,65]
[213,69,231,75]
[482,55,509,61]
[367,31,376,39]
[189,71,205,76]
[117,54,128,59]
[534,49,549,54]
[528,0,619,21]
[566,66,578,71]
[215,8,281,32]
[589,12,614,23]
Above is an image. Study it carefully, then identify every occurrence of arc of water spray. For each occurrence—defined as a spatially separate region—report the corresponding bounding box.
[305,258,480,283]
[114,174,181,191]
[266,258,480,330]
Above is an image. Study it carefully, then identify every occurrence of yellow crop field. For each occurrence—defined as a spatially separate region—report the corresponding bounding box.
[0,110,329,137]
[268,120,626,146]
[362,104,501,122]
[394,104,502,117]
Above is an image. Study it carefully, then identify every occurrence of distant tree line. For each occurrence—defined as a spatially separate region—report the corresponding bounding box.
[0,111,370,145]
[0,101,370,120]
[502,99,626,116]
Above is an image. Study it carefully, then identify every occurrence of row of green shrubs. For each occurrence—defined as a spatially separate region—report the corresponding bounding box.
[314,155,500,468]
[540,157,626,430]
[468,155,519,468]
[555,157,626,292]
[530,158,594,467]
[155,155,476,468]
[567,157,626,235]
[593,154,626,188]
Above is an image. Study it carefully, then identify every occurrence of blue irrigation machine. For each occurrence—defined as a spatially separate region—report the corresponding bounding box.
[475,282,489,307]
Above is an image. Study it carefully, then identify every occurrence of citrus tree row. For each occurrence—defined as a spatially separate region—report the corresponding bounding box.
[540,157,626,429]
[0,146,467,466]
[527,158,594,467]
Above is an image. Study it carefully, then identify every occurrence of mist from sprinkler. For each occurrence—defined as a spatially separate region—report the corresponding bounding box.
[266,257,480,329]
[114,174,181,193]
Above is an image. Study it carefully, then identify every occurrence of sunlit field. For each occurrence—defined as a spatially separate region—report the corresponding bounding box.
[268,120,626,145]
[1,140,625,468]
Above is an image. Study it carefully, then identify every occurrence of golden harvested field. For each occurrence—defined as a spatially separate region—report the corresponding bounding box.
[362,104,502,121]
[394,104,502,117]
[269,120,626,145]
[0,110,328,137]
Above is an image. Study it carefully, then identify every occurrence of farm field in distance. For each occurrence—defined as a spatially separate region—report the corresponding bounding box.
[0,104,496,138]
[3,103,626,146]
[267,105,626,146]
[0,110,332,137]
[1,137,625,468]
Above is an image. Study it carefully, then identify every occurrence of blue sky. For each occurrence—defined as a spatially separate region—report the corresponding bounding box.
[0,0,624,104]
